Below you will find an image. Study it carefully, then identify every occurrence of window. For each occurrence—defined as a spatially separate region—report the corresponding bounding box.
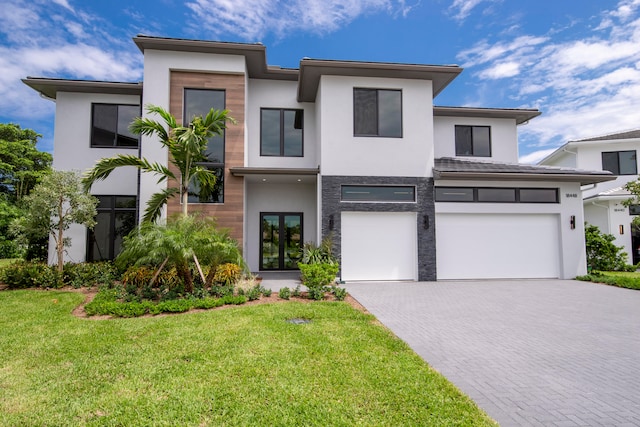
[261,109,303,156]
[629,205,640,215]
[602,151,637,175]
[354,88,402,137]
[87,196,137,261]
[341,185,415,202]
[435,187,559,203]
[91,104,139,147]
[184,88,225,203]
[455,125,491,157]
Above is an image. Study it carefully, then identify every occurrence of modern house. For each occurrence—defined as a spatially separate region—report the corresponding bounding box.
[539,130,640,265]
[23,35,615,281]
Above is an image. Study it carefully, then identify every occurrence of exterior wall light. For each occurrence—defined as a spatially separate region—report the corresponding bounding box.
[570,215,576,230]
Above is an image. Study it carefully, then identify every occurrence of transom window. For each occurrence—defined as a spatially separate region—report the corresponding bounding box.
[87,195,137,261]
[602,150,637,175]
[184,88,225,203]
[91,104,139,148]
[435,187,558,203]
[260,109,303,157]
[341,185,415,202]
[455,125,491,157]
[354,88,402,137]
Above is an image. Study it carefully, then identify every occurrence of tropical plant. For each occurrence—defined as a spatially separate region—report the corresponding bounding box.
[115,215,245,293]
[585,223,634,271]
[11,171,97,273]
[300,235,338,265]
[83,104,235,223]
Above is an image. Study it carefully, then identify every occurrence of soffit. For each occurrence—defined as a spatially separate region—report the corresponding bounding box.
[22,77,142,100]
[433,106,541,125]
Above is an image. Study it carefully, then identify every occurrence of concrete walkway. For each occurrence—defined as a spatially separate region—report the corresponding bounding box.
[344,280,640,427]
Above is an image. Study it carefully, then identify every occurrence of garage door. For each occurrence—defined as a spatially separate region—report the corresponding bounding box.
[436,213,560,279]
[341,212,417,281]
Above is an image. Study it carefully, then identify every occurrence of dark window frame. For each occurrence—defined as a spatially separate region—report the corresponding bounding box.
[353,88,403,138]
[90,103,140,148]
[86,195,138,261]
[601,150,637,175]
[435,187,559,204]
[260,108,304,157]
[340,185,416,202]
[183,88,226,204]
[454,125,492,157]
[260,212,304,271]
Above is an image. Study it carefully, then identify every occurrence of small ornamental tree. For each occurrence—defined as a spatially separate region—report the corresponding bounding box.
[12,171,97,273]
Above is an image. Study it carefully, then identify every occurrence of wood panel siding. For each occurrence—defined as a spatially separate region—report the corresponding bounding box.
[168,71,245,244]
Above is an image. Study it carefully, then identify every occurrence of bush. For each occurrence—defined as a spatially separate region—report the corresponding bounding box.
[331,286,347,301]
[246,286,261,301]
[585,224,635,271]
[1,261,61,289]
[63,262,119,288]
[278,287,291,300]
[299,262,339,289]
[576,273,640,290]
[214,263,242,286]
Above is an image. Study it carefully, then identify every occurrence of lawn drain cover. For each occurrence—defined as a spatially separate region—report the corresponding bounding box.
[286,318,311,324]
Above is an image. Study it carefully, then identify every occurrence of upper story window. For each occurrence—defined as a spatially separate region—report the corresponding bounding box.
[354,88,402,138]
[91,104,139,148]
[261,108,303,157]
[602,150,637,175]
[455,125,491,157]
[184,88,225,203]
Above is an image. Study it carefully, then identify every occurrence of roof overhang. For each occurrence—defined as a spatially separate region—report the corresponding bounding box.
[298,59,462,102]
[133,35,298,81]
[229,167,319,176]
[22,77,142,100]
[434,106,541,125]
[434,170,616,185]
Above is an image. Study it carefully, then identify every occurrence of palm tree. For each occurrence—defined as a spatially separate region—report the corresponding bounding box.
[83,104,235,223]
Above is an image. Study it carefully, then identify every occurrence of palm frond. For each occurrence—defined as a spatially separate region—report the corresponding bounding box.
[83,155,176,192]
[142,187,180,223]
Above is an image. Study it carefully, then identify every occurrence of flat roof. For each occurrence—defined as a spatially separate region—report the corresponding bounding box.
[434,106,541,125]
[298,58,462,102]
[22,77,142,100]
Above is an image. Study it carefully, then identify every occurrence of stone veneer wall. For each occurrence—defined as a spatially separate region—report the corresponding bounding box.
[321,176,436,281]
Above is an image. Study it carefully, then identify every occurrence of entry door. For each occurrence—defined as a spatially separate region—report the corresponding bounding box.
[260,213,303,270]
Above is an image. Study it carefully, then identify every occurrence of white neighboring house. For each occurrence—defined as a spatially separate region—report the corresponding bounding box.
[539,130,640,265]
[23,35,615,280]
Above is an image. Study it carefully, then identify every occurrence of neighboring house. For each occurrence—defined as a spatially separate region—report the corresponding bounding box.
[539,130,640,265]
[23,35,614,281]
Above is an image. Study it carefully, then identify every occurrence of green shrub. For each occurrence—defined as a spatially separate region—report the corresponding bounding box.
[331,286,347,301]
[192,297,224,310]
[300,236,337,265]
[576,273,640,290]
[155,299,192,313]
[307,286,327,301]
[63,262,119,288]
[221,294,247,305]
[299,262,339,289]
[292,285,301,297]
[261,287,272,297]
[246,286,261,301]
[1,261,61,289]
[585,224,635,271]
[278,287,291,300]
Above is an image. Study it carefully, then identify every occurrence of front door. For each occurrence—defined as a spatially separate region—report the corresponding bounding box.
[260,213,303,270]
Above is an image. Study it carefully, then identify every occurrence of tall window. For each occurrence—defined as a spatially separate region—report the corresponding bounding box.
[455,125,491,157]
[354,88,402,137]
[91,104,139,147]
[184,88,225,203]
[260,108,303,156]
[602,150,637,175]
[87,196,137,261]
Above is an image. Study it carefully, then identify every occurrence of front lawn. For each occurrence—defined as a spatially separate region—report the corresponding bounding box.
[576,271,640,290]
[0,290,495,426]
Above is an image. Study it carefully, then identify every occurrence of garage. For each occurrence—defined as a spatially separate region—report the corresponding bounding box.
[341,211,417,281]
[436,213,561,280]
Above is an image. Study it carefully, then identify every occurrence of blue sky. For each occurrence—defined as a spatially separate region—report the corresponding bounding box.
[1,0,639,163]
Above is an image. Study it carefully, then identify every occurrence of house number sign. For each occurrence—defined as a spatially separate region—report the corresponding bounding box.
[565,193,579,198]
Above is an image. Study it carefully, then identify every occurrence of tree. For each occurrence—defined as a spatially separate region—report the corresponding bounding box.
[115,215,245,293]
[624,179,640,226]
[12,171,97,273]
[83,105,234,223]
[0,123,52,201]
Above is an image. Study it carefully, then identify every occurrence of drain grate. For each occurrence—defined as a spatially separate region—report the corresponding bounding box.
[286,318,311,324]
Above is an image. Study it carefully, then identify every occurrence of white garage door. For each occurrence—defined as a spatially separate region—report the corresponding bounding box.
[341,212,417,281]
[436,213,560,280]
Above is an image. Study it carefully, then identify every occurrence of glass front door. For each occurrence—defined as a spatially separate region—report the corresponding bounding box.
[260,213,303,270]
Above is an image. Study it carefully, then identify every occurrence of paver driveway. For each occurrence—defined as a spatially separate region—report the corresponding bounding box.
[345,280,640,427]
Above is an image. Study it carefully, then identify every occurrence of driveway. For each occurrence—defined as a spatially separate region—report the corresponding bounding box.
[344,280,640,427]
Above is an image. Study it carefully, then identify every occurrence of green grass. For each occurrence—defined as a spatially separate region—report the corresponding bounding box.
[0,290,495,426]
[0,258,19,269]
[577,271,640,290]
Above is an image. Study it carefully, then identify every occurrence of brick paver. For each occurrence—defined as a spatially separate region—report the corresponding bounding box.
[345,280,640,427]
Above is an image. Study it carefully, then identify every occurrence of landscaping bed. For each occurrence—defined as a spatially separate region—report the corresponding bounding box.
[576,271,640,290]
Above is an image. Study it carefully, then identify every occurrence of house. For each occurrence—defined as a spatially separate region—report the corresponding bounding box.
[23,35,615,281]
[539,130,640,265]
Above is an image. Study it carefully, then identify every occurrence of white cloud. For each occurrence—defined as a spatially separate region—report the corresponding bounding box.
[185,0,412,39]
[448,0,487,22]
[457,0,640,153]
